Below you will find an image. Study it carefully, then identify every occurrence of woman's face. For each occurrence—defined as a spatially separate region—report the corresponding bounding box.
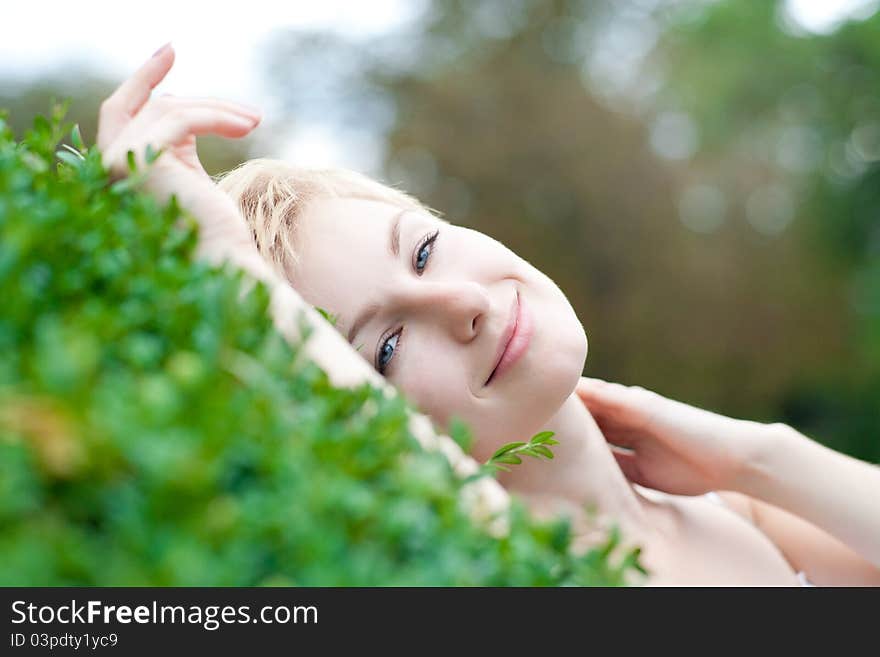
[291,198,588,460]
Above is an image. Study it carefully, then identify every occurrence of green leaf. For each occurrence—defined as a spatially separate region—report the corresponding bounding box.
[494,454,522,465]
[446,416,473,452]
[490,441,526,460]
[126,149,137,173]
[621,547,648,576]
[531,445,555,459]
[70,124,84,152]
[55,150,83,168]
[530,431,556,444]
[599,526,622,558]
[61,143,83,157]
[33,114,51,137]
[21,151,48,173]
[110,177,136,195]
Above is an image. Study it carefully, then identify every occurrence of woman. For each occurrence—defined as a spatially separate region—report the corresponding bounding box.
[99,45,880,585]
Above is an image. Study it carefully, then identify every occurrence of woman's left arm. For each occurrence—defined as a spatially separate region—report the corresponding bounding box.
[733,424,880,579]
[718,490,880,586]
[576,378,880,580]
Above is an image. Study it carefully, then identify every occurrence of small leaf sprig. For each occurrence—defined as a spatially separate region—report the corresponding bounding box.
[461,431,558,485]
[485,430,559,474]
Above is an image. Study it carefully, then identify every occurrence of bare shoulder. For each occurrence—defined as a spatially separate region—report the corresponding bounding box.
[632,487,801,585]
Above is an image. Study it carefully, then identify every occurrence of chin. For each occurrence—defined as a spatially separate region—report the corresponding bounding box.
[468,304,588,462]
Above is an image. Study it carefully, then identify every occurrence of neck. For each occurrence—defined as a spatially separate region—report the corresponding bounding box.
[497,392,652,540]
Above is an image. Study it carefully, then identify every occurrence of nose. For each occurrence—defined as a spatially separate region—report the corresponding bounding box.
[395,280,490,342]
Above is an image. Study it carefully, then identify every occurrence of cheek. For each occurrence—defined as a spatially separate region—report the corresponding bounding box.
[395,352,469,427]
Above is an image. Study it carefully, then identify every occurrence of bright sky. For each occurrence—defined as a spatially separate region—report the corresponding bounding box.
[0,0,419,170]
[784,0,879,33]
[0,0,415,96]
[2,0,876,170]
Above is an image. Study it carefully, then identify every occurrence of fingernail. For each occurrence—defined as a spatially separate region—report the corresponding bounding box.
[152,42,172,58]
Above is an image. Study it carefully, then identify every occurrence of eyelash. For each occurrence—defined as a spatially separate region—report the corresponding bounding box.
[376,229,440,375]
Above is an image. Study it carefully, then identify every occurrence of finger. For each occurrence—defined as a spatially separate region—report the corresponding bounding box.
[154,94,263,122]
[112,44,176,116]
[101,111,258,176]
[98,44,175,149]
[576,376,616,398]
[151,108,260,145]
[577,381,636,442]
[600,426,641,449]
[575,377,633,413]
[578,399,643,454]
[576,377,656,426]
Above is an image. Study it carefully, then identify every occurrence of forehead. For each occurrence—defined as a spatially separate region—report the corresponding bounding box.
[291,197,415,327]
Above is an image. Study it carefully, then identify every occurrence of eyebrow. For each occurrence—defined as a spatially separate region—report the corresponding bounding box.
[346,208,409,345]
[389,208,405,257]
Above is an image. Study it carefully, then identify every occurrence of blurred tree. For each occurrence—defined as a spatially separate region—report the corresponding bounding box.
[648,0,880,459]
[264,0,863,455]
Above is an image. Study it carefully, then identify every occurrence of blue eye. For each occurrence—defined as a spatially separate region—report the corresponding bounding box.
[377,329,401,374]
[376,229,440,374]
[414,229,439,275]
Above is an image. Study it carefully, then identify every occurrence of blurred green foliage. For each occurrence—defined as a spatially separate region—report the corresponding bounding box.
[653,0,880,461]
[0,107,634,585]
[266,0,878,462]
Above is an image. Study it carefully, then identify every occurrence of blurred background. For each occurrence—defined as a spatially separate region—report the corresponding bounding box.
[4,0,878,461]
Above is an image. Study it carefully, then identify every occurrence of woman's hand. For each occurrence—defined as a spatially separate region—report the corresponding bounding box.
[97,43,261,250]
[576,377,880,572]
[574,377,771,495]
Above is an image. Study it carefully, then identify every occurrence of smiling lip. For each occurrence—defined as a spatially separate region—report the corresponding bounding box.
[485,292,532,386]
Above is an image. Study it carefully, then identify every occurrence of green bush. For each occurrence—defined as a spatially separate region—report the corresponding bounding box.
[0,106,635,586]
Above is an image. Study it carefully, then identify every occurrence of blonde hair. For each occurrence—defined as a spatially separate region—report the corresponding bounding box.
[216,158,437,282]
